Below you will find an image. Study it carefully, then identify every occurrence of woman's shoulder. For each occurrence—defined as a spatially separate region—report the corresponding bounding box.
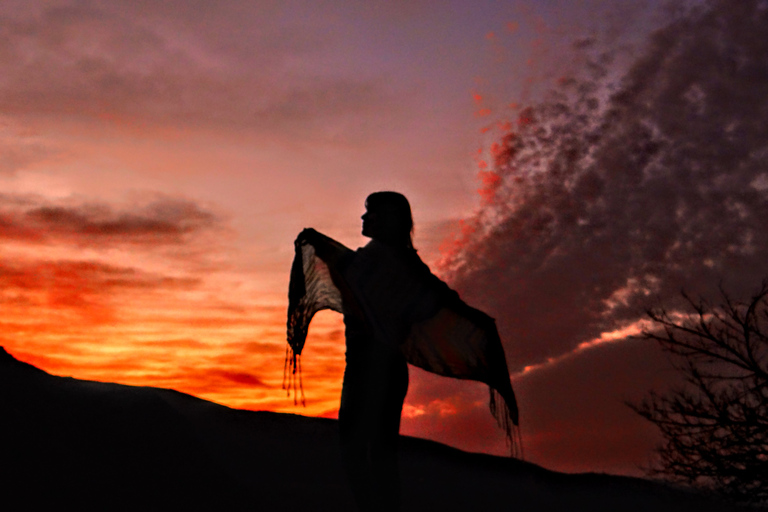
[356,240,423,263]
[354,241,437,283]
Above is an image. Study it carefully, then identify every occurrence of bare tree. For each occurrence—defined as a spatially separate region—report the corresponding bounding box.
[631,282,768,504]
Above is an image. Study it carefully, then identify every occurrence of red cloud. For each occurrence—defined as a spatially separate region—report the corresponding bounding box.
[203,369,271,388]
[0,258,199,323]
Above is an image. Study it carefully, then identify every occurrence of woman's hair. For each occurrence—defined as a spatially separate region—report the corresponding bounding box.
[365,191,414,249]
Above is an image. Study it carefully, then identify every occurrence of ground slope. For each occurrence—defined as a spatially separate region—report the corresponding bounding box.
[0,347,744,511]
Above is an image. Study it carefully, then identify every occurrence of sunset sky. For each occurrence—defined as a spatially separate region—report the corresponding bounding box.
[3,0,767,477]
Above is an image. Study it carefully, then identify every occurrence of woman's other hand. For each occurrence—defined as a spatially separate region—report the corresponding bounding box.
[295,228,319,247]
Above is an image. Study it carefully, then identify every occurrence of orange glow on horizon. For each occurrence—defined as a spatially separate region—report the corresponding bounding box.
[0,240,348,418]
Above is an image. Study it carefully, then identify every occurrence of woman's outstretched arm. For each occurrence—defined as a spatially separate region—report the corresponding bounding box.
[295,228,354,270]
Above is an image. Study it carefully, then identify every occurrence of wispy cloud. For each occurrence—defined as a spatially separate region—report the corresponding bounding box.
[0,117,59,174]
[0,2,393,139]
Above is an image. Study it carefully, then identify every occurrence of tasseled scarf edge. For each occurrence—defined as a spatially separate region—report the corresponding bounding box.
[490,387,524,459]
[282,345,306,407]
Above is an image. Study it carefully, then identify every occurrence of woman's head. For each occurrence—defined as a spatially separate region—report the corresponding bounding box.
[362,191,414,248]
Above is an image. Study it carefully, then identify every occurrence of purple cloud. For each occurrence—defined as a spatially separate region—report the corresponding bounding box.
[0,2,393,136]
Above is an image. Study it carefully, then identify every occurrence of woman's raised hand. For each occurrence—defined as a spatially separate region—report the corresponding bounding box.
[295,228,319,247]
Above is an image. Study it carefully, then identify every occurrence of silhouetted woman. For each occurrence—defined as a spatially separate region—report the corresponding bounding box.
[287,192,520,512]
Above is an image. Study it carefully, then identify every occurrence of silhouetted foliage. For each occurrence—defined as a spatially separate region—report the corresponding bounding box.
[632,282,768,504]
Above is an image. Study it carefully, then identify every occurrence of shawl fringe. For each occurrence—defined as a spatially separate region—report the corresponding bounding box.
[490,388,523,458]
[282,345,305,407]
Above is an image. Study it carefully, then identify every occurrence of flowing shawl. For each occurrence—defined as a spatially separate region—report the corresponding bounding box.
[286,233,522,456]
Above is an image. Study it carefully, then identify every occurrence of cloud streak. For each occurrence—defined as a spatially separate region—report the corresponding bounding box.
[0,194,222,246]
[0,257,202,328]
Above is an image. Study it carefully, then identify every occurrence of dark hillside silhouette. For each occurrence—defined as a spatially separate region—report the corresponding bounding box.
[0,347,255,510]
[0,346,747,511]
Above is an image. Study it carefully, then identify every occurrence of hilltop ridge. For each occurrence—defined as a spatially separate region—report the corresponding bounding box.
[0,347,743,511]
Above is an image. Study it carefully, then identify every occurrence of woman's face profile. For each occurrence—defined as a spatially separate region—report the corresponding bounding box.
[361,205,396,240]
[361,207,379,238]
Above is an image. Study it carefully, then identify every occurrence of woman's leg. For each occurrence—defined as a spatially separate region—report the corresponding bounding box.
[367,355,409,511]
[339,361,375,510]
[339,350,408,511]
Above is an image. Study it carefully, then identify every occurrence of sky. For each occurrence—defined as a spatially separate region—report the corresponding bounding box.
[2,0,767,477]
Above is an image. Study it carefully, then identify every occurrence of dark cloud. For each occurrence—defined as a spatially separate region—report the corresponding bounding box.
[441,0,768,368]
[0,194,221,246]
